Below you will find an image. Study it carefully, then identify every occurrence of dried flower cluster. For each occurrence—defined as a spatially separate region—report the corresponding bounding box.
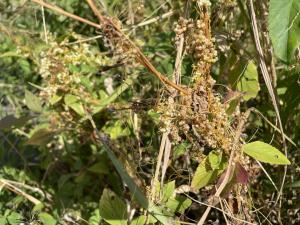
[159,76,233,153]
[219,0,236,7]
[159,10,233,155]
[174,17,217,77]
[39,38,110,99]
[38,36,112,133]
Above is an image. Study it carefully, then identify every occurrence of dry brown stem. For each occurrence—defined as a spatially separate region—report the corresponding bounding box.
[31,0,188,95]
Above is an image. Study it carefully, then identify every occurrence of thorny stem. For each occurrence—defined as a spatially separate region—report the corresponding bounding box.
[30,0,188,95]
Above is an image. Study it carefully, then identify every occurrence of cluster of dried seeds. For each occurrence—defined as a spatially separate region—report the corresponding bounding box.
[186,19,217,76]
[38,37,113,134]
[39,39,110,99]
[160,13,232,154]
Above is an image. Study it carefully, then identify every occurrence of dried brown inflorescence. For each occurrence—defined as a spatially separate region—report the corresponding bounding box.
[159,5,234,155]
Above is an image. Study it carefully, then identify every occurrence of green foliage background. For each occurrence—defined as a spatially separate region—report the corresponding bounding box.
[0,0,299,224]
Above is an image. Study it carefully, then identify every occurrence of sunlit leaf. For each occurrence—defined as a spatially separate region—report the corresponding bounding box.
[237,61,259,101]
[191,151,226,189]
[92,76,135,114]
[89,209,101,225]
[6,212,22,225]
[208,151,222,170]
[130,215,147,225]
[64,94,85,116]
[25,90,43,113]
[242,141,290,165]
[49,94,62,105]
[162,180,175,203]
[173,142,189,159]
[165,196,192,214]
[38,213,57,225]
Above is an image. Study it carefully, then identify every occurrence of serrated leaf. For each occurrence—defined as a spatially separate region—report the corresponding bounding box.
[242,141,290,165]
[25,90,43,113]
[99,189,127,225]
[38,213,57,225]
[269,0,300,62]
[26,128,54,146]
[237,61,259,101]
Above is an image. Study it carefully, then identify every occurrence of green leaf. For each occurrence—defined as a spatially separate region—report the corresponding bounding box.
[208,151,222,170]
[88,162,109,174]
[99,189,127,225]
[6,212,22,225]
[25,90,43,113]
[49,94,62,105]
[236,61,260,101]
[0,217,6,225]
[173,142,189,159]
[130,216,147,225]
[32,203,45,212]
[286,180,300,188]
[92,76,135,114]
[242,141,290,165]
[64,94,85,116]
[162,180,175,203]
[147,109,160,125]
[26,128,55,146]
[269,0,300,62]
[165,196,192,214]
[191,151,226,189]
[104,121,131,139]
[38,213,57,225]
[89,209,101,225]
[99,134,174,225]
